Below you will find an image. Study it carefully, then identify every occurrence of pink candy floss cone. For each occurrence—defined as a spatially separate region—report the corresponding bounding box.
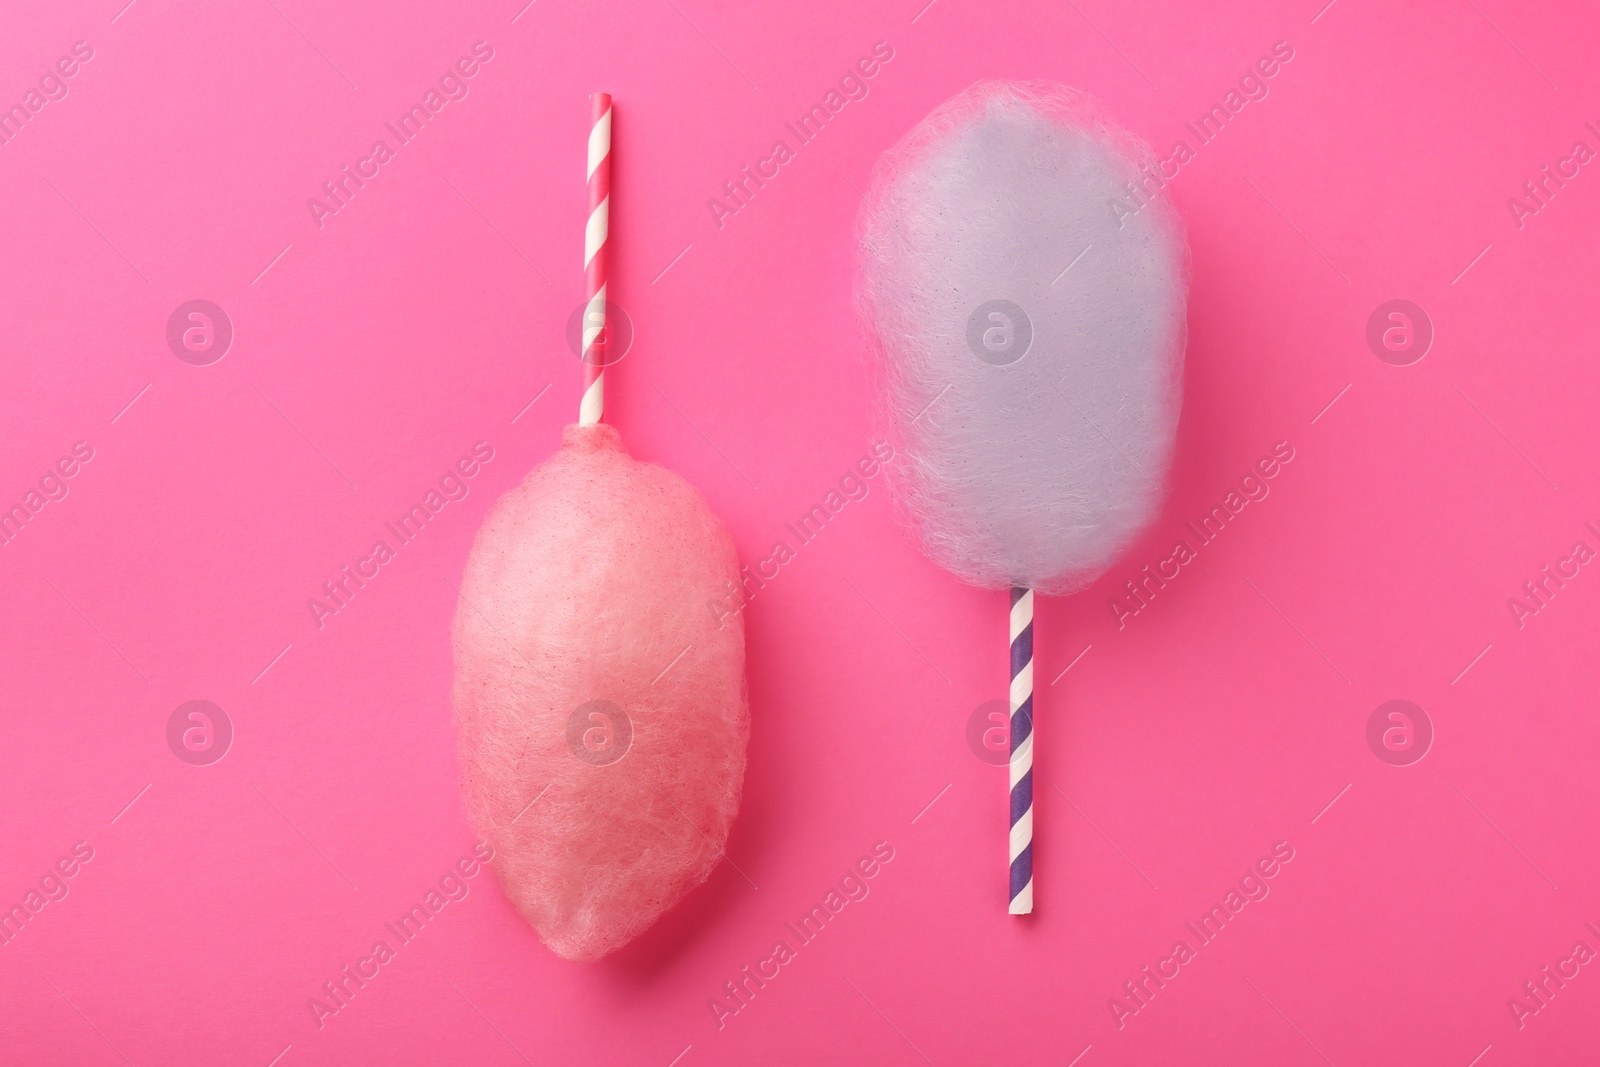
[454,92,749,961]
[453,423,749,961]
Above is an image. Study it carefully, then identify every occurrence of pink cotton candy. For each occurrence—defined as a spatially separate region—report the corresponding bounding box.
[452,423,749,962]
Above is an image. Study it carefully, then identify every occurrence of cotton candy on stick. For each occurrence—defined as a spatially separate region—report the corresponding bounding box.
[856,82,1187,912]
[453,94,750,961]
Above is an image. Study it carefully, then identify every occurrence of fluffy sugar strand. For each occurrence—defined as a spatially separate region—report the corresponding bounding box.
[856,81,1188,594]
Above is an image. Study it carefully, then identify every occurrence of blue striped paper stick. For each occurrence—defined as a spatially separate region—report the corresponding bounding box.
[1009,586,1034,913]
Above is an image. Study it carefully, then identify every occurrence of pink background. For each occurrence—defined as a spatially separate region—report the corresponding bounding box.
[2,0,1598,1063]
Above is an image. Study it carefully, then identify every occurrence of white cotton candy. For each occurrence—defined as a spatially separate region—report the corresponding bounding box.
[856,81,1188,595]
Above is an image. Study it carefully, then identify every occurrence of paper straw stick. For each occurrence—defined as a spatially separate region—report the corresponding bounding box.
[578,92,612,426]
[1009,586,1034,913]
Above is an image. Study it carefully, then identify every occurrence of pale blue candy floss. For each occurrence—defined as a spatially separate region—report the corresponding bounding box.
[855,81,1189,913]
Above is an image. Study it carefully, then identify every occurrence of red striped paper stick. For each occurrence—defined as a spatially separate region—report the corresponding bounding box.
[579,92,612,425]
